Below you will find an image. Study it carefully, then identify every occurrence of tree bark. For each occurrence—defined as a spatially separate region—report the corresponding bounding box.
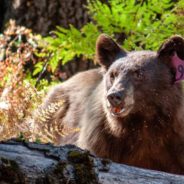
[0,140,184,184]
[2,0,90,35]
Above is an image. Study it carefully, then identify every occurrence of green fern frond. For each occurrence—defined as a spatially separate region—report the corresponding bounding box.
[39,0,180,74]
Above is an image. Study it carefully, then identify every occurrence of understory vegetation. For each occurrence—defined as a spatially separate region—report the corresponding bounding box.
[0,0,183,142]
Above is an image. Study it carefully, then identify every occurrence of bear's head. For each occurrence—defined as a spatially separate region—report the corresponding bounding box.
[96,34,184,118]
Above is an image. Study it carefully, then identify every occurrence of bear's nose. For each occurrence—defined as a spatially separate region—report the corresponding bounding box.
[107,91,124,107]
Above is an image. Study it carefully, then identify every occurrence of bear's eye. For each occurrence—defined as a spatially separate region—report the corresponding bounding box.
[109,72,118,83]
[133,70,144,80]
[110,73,115,83]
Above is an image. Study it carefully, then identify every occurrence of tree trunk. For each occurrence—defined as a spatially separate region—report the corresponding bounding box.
[2,0,90,35]
[0,140,184,184]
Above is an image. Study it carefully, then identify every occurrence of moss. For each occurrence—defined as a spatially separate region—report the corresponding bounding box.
[100,159,110,172]
[45,148,99,183]
[1,158,19,170]
[68,150,99,184]
[0,157,24,183]
[68,150,90,163]
[53,161,67,175]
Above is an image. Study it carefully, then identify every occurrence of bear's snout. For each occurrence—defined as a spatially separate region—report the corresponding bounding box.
[107,90,124,107]
[106,84,134,117]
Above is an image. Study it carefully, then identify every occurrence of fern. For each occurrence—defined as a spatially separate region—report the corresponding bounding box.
[34,100,79,143]
[175,0,184,36]
[40,0,182,73]
[44,23,100,72]
[88,0,176,50]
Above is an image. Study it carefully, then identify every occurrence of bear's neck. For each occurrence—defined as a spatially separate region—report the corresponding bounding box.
[90,107,183,174]
[107,102,176,137]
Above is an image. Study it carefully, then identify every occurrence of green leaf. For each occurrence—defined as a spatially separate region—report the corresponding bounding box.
[33,62,44,76]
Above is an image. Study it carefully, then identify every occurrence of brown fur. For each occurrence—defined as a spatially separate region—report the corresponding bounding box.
[40,34,184,174]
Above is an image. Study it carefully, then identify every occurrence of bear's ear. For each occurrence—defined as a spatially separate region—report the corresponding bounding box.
[157,35,184,82]
[95,34,127,70]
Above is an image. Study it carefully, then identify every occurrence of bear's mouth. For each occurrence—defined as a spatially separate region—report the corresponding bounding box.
[107,101,133,117]
[111,103,125,115]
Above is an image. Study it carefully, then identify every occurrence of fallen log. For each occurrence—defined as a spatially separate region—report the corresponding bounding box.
[0,140,184,184]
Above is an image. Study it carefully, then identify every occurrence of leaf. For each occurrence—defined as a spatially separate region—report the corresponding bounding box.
[33,62,44,76]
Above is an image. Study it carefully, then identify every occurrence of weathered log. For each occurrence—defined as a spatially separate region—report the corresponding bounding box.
[0,140,184,184]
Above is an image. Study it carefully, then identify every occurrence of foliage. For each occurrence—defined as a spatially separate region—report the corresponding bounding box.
[0,48,44,141]
[0,21,50,141]
[42,0,182,72]
[42,23,100,72]
[88,0,176,50]
[0,22,41,140]
[34,100,80,143]
[0,20,52,89]
[175,0,184,36]
[0,21,78,142]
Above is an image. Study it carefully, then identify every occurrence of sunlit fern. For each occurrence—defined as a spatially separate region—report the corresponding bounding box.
[34,100,79,144]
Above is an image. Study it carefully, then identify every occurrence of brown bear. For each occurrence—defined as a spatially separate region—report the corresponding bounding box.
[40,34,184,174]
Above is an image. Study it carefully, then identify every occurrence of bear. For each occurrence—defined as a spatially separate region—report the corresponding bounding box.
[39,34,184,174]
